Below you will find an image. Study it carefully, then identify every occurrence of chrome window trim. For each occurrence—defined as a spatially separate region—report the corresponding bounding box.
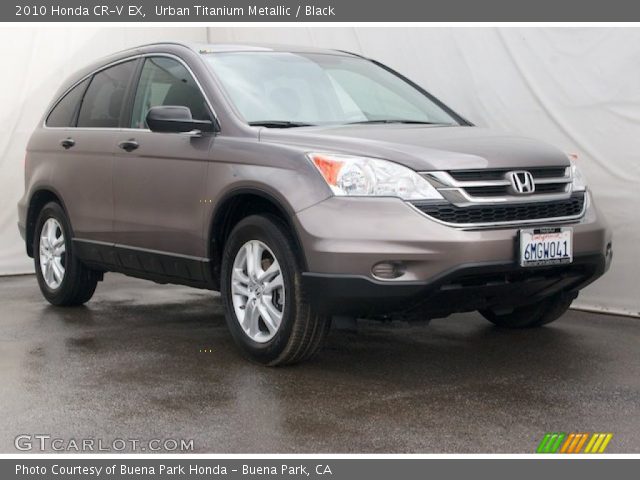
[407,191,589,230]
[43,53,220,131]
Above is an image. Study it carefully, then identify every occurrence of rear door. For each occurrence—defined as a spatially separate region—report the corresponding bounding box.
[48,59,137,246]
[112,55,215,277]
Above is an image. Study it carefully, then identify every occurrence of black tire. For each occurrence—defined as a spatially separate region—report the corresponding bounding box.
[480,292,575,328]
[33,202,99,306]
[220,214,330,366]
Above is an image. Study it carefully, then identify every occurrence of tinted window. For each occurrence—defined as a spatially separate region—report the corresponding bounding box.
[131,57,210,128]
[77,60,136,128]
[46,78,89,127]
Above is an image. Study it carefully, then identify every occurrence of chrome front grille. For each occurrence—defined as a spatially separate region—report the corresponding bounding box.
[463,181,568,197]
[414,166,586,228]
[448,167,567,182]
[421,166,572,206]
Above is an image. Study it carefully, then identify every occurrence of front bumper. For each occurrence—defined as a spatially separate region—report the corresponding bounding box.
[294,193,612,316]
[302,254,606,317]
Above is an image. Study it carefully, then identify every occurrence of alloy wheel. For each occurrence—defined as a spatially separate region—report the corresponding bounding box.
[230,240,285,343]
[39,218,66,289]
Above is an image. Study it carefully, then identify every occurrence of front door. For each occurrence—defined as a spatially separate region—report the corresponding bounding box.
[112,56,215,284]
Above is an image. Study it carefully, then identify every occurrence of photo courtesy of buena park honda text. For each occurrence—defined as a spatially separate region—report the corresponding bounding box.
[0,0,638,478]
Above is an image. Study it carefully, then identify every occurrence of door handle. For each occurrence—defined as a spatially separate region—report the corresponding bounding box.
[118,139,139,152]
[60,138,75,149]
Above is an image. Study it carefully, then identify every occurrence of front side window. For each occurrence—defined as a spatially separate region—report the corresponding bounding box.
[77,60,136,128]
[203,52,460,126]
[130,57,211,129]
[46,78,90,127]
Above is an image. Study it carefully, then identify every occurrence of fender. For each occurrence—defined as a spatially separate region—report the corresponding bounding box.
[206,186,309,271]
[24,186,72,257]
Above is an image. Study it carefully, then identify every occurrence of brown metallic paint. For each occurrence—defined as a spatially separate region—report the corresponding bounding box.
[18,42,611,298]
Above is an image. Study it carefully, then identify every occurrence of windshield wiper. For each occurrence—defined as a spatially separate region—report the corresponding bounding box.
[346,119,449,125]
[249,120,317,128]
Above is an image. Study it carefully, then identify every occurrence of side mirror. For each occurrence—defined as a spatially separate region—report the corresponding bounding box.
[146,106,215,134]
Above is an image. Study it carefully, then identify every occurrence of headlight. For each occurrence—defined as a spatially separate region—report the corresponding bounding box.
[308,152,443,200]
[569,157,587,192]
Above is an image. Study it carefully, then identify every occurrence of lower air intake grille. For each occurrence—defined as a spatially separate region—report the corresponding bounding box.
[412,193,585,225]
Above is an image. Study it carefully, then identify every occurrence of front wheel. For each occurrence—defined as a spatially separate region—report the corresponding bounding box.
[220,214,330,366]
[480,292,575,328]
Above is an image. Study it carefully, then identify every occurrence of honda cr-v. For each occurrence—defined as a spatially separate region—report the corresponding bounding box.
[18,43,612,365]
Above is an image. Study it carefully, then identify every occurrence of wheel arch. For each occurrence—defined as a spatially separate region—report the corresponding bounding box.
[207,188,308,290]
[25,188,70,258]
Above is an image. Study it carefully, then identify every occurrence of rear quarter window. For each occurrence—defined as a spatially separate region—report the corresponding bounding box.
[46,78,90,127]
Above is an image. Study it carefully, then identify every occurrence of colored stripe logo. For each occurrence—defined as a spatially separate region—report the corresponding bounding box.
[537,433,613,453]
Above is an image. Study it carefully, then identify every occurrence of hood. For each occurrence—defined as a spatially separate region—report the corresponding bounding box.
[259,125,570,171]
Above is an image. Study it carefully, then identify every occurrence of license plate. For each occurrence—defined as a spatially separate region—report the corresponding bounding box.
[519,227,573,267]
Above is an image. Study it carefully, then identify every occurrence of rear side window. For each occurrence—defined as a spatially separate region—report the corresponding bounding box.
[46,78,90,127]
[130,57,210,129]
[77,60,136,128]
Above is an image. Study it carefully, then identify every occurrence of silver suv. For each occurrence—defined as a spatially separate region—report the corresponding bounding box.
[18,43,612,365]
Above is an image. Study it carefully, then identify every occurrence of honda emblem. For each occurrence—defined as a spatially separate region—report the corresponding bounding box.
[508,171,535,194]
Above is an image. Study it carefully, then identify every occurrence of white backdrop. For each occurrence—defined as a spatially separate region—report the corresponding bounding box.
[0,27,638,316]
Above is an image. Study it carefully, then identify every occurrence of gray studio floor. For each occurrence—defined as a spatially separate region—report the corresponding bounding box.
[0,273,638,453]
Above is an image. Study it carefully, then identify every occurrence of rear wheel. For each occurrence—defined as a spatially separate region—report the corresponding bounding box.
[220,214,330,366]
[480,292,575,328]
[34,202,99,306]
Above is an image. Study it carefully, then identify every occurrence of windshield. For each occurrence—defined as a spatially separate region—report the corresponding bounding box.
[203,52,461,127]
